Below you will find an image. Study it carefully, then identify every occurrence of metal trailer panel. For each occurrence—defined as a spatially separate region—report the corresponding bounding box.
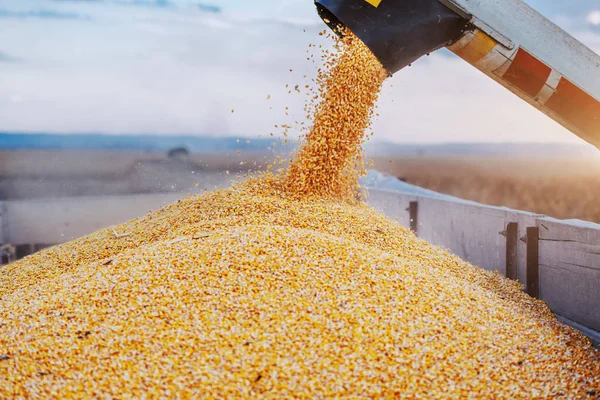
[365,189,417,230]
[416,196,511,275]
[368,189,543,294]
[368,188,537,278]
[1,187,599,345]
[537,217,600,332]
[367,187,600,346]
[3,193,183,245]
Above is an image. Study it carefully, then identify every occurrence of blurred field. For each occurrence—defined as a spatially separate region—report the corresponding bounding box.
[4,150,600,224]
[374,155,600,224]
[0,150,274,200]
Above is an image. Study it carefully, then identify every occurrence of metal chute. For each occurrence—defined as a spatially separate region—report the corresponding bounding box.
[314,0,600,149]
[315,0,469,74]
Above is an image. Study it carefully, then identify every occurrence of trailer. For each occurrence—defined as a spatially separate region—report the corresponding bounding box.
[1,174,598,347]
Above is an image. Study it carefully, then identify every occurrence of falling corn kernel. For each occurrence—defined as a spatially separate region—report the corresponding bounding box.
[284,29,387,200]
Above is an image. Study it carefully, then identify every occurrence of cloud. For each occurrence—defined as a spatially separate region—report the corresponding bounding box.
[0,0,595,148]
[0,9,91,20]
[52,0,221,10]
[587,10,600,25]
[197,3,220,13]
[116,0,170,8]
[0,51,19,63]
[525,0,596,19]
[237,16,321,28]
[52,0,103,3]
[576,31,600,52]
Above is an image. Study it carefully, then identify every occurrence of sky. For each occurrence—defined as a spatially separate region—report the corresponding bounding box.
[0,0,599,145]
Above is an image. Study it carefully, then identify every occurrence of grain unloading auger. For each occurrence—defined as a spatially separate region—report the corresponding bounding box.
[315,0,600,149]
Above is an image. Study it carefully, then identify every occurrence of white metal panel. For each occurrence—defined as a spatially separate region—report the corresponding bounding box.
[537,217,600,332]
[368,186,600,346]
[368,188,524,274]
[417,196,510,274]
[4,193,183,245]
[365,189,416,228]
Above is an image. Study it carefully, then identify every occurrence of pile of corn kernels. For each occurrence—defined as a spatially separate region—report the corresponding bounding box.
[1,32,599,398]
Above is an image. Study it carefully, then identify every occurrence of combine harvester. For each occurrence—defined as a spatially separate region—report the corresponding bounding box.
[316,0,600,148]
[1,0,599,347]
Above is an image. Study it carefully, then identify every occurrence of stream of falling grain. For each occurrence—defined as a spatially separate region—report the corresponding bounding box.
[284,29,388,199]
[0,30,598,399]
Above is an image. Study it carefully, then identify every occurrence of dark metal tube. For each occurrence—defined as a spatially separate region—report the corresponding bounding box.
[315,0,469,74]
